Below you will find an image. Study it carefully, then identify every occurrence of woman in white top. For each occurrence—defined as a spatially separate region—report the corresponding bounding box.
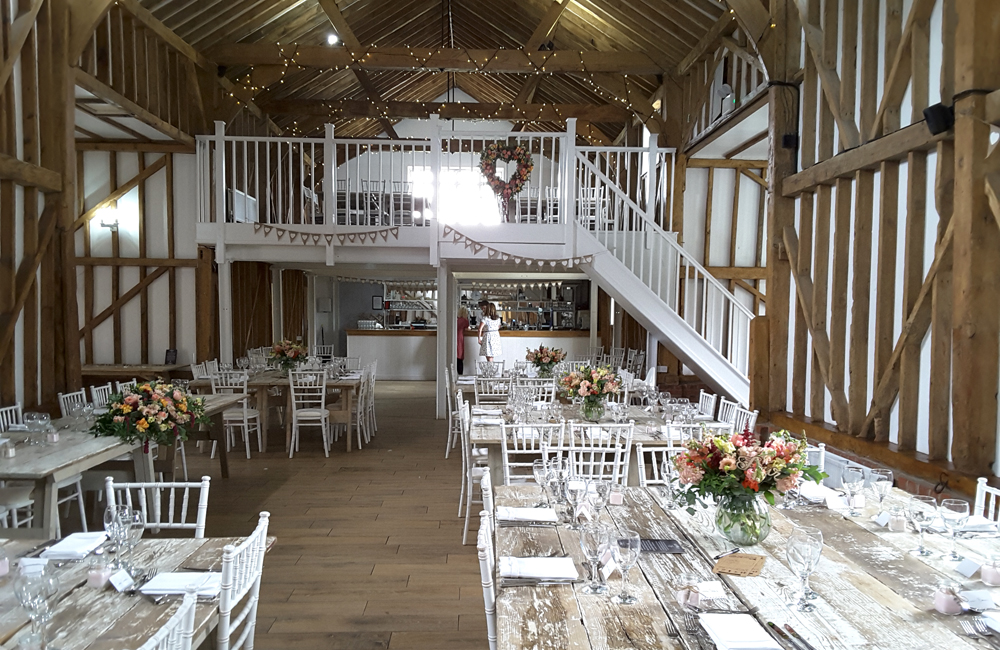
[477,301,502,362]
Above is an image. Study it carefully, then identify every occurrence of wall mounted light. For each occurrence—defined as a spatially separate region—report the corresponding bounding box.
[97,207,119,231]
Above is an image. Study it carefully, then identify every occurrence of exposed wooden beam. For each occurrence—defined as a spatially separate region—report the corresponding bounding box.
[575,120,613,146]
[75,140,195,153]
[677,13,734,75]
[588,74,666,134]
[74,69,195,146]
[74,257,199,267]
[795,0,861,149]
[687,158,767,168]
[720,36,764,73]
[683,77,768,155]
[69,0,115,58]
[78,266,170,337]
[727,0,772,45]
[262,99,631,122]
[206,44,666,75]
[0,0,44,90]
[783,226,850,427]
[705,266,768,280]
[869,0,937,141]
[525,0,571,50]
[0,203,57,364]
[72,155,167,230]
[782,121,949,195]
[0,153,61,193]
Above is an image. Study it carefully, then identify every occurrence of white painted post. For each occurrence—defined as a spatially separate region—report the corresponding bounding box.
[645,130,657,230]
[645,332,659,383]
[429,114,442,267]
[436,262,451,419]
[306,273,316,352]
[272,267,283,341]
[589,279,598,350]
[213,121,226,224]
[324,123,335,226]
[563,118,577,256]
[216,241,234,364]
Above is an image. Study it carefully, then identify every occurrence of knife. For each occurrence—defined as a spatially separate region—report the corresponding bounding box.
[22,539,58,558]
[784,624,819,650]
[767,622,806,650]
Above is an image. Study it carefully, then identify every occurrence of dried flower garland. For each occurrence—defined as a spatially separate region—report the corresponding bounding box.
[479,143,533,219]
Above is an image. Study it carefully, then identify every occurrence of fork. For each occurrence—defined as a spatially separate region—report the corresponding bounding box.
[961,621,988,646]
[973,620,1000,649]
[684,612,710,650]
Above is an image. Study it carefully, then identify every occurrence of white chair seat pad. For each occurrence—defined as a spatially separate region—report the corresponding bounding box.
[295,409,328,419]
[0,486,34,508]
[472,448,489,458]
[224,408,259,420]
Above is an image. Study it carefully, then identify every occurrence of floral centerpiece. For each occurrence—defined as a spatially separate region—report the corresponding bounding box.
[270,339,307,373]
[525,345,567,377]
[559,365,621,422]
[673,428,827,545]
[91,381,209,452]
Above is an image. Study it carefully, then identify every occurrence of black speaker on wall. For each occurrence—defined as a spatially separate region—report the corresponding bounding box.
[923,103,955,135]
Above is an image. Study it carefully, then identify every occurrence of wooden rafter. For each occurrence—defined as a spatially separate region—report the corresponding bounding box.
[0,153,61,193]
[0,0,44,90]
[795,0,861,149]
[74,69,195,145]
[677,13,734,75]
[316,0,399,139]
[78,267,170,337]
[72,155,167,230]
[261,99,631,122]
[207,44,665,75]
[512,0,574,121]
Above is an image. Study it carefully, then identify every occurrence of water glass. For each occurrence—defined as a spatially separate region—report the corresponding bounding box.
[126,509,146,576]
[939,498,970,561]
[586,480,611,511]
[785,526,823,612]
[532,459,549,507]
[841,466,865,516]
[579,522,613,595]
[611,529,642,605]
[564,478,588,530]
[13,563,60,649]
[103,505,130,569]
[908,495,937,556]
[871,469,893,517]
[658,458,678,509]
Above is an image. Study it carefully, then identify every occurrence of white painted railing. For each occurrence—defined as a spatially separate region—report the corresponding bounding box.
[574,145,754,376]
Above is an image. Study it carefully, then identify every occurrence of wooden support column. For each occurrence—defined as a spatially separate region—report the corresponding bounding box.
[950,0,1000,474]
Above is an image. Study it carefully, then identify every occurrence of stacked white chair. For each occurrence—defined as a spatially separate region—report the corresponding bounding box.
[500,423,562,485]
[105,476,212,538]
[138,586,198,650]
[217,511,270,650]
[515,377,556,403]
[474,376,511,406]
[289,370,331,458]
[211,371,261,459]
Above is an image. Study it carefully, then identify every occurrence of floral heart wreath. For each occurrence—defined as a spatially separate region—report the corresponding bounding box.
[479,143,534,202]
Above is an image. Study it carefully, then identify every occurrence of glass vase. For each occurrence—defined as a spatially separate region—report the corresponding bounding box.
[714,494,772,545]
[536,365,554,378]
[581,398,606,423]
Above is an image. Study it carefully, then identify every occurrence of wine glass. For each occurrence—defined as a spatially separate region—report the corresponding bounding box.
[841,467,865,516]
[125,509,146,576]
[579,522,613,595]
[564,477,588,530]
[103,505,129,569]
[659,458,678,509]
[532,459,549,507]
[786,526,823,612]
[870,469,893,517]
[940,499,970,561]
[587,480,611,511]
[549,457,570,505]
[14,563,61,650]
[908,495,937,557]
[611,529,641,605]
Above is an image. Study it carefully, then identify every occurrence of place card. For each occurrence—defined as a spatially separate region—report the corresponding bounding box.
[873,511,892,527]
[599,551,618,580]
[961,590,997,612]
[712,552,766,577]
[109,569,135,593]
[697,580,727,599]
[956,558,982,579]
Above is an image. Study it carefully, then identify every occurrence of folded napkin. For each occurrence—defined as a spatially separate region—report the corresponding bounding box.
[692,414,715,422]
[495,507,559,523]
[698,614,782,650]
[472,407,502,416]
[40,532,107,560]
[982,611,1000,634]
[825,492,865,510]
[473,417,505,426]
[928,514,998,534]
[140,572,222,598]
[799,480,837,504]
[498,556,578,581]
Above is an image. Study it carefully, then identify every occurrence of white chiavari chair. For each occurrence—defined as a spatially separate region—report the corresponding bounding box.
[564,421,634,483]
[57,389,88,418]
[515,377,556,403]
[606,382,630,405]
[366,360,378,436]
[500,423,562,485]
[543,185,560,223]
[445,367,461,458]
[105,476,211,538]
[460,400,490,545]
[211,371,261,460]
[216,511,270,650]
[205,360,220,375]
[288,370,331,458]
[634,443,686,488]
[806,443,826,474]
[480,467,495,539]
[341,357,362,371]
[477,522,498,650]
[0,486,34,529]
[116,379,138,394]
[475,376,511,406]
[312,345,335,361]
[190,363,208,380]
[732,406,759,435]
[697,390,717,420]
[975,478,1000,521]
[90,383,114,410]
[717,398,738,429]
[545,443,626,485]
[0,403,22,432]
[477,360,504,377]
[138,586,198,650]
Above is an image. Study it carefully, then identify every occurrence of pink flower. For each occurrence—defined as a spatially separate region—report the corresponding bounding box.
[776,475,798,493]
[677,464,705,485]
[156,411,169,421]
[113,416,125,423]
[578,387,589,397]
[719,457,737,471]
[125,394,140,406]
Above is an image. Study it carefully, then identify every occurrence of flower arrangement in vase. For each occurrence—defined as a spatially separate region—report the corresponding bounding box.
[91,381,209,452]
[673,427,827,545]
[559,365,621,422]
[271,339,308,373]
[525,345,567,377]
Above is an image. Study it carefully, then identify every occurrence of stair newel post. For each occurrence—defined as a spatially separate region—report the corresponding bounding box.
[563,118,577,255]
[324,123,335,228]
[214,120,226,226]
[429,113,442,267]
